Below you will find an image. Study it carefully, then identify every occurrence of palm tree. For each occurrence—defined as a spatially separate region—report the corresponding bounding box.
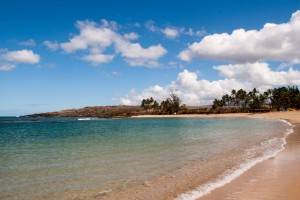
[212,99,224,109]
[272,87,288,111]
[262,89,273,110]
[221,94,230,106]
[230,89,237,106]
[247,88,261,110]
[236,89,247,107]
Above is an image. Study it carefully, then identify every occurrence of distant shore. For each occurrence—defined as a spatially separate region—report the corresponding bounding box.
[124,111,300,200]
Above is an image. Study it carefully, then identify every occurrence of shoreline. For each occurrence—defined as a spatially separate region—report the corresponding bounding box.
[131,111,299,119]
[198,111,300,200]
[131,113,253,118]
[90,111,300,200]
[129,111,300,200]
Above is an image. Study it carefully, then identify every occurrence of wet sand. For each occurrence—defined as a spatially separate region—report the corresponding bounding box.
[200,111,300,200]
[131,111,300,200]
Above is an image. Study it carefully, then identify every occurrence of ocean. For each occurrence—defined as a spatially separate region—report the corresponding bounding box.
[0,116,292,199]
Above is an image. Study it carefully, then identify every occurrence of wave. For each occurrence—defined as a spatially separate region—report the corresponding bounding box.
[77,117,108,121]
[78,118,92,121]
[175,119,294,200]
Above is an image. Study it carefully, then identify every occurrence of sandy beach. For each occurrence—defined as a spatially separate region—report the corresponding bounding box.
[199,111,300,200]
[126,111,300,200]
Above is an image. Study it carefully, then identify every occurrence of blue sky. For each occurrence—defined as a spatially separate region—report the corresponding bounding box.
[1,0,300,116]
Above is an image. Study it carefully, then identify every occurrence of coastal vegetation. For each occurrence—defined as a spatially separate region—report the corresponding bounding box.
[28,86,299,118]
[141,86,300,115]
[141,93,182,114]
[211,86,300,113]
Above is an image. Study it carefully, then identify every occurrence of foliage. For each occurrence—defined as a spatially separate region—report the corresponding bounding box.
[141,93,182,114]
[141,97,159,112]
[212,86,300,112]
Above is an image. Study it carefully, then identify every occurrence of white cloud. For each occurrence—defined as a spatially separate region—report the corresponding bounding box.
[60,20,116,53]
[161,27,180,39]
[1,50,40,64]
[0,49,40,71]
[82,53,114,65]
[119,69,243,105]
[120,86,169,106]
[179,10,300,63]
[18,39,36,46]
[60,20,167,67]
[43,40,59,51]
[0,63,16,71]
[214,62,300,87]
[114,38,167,67]
[123,32,139,40]
[146,21,177,39]
[119,63,300,105]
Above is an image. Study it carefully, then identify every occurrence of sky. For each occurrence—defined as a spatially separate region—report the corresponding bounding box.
[0,0,300,116]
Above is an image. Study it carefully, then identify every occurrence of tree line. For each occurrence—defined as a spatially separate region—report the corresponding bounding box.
[141,86,300,115]
[212,86,300,112]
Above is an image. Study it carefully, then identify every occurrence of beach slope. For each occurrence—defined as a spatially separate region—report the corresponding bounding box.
[200,111,300,200]
[133,111,300,200]
[97,112,300,200]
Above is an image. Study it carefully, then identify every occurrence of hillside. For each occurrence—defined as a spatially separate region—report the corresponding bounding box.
[27,106,144,118]
[27,105,212,118]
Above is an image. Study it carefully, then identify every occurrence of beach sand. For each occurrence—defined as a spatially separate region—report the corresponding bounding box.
[99,111,300,200]
[200,111,300,200]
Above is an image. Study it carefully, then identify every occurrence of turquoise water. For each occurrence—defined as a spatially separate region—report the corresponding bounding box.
[0,117,291,199]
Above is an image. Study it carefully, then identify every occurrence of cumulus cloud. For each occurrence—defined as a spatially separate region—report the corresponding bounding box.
[43,40,59,51]
[161,27,180,39]
[0,49,40,71]
[179,10,300,63]
[60,20,167,67]
[82,53,114,65]
[119,63,300,105]
[60,20,116,53]
[119,69,243,105]
[0,63,16,71]
[114,39,167,67]
[18,39,36,46]
[1,50,40,64]
[214,62,300,87]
